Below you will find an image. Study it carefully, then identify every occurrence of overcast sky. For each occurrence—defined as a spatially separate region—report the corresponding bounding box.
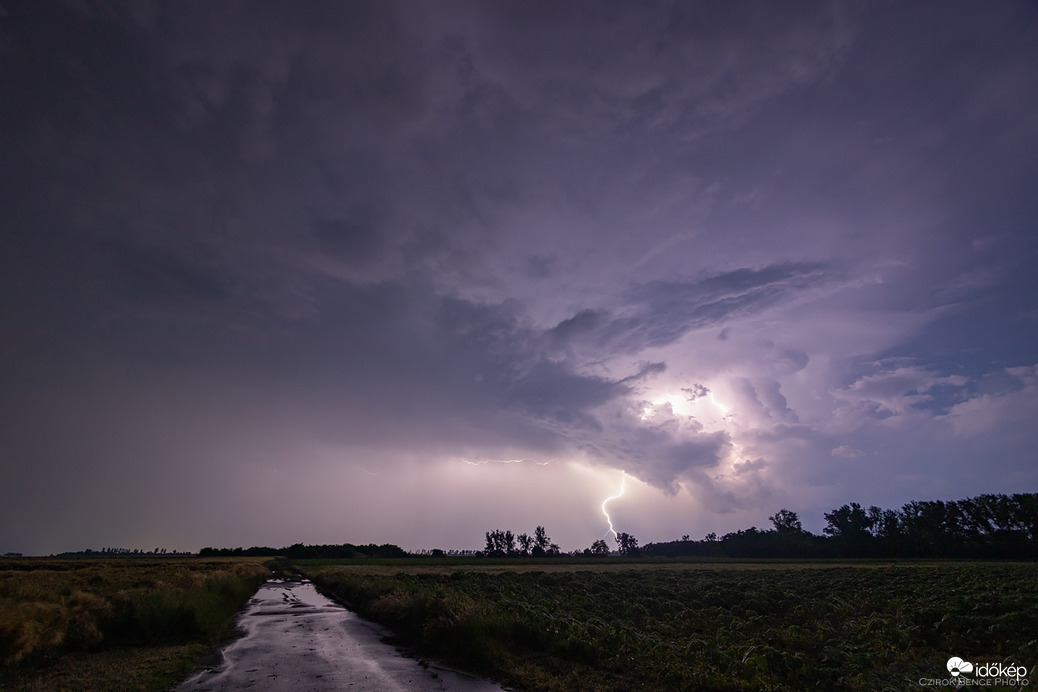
[2,1,1037,555]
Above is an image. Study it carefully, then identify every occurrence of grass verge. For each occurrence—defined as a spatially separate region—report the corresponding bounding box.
[0,558,271,691]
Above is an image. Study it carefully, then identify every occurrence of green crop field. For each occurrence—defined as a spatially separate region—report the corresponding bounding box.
[0,557,271,692]
[2,557,1033,690]
[300,560,1038,691]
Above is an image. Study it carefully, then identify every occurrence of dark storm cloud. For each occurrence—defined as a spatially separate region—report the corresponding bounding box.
[622,263,833,347]
[590,415,732,494]
[94,237,231,304]
[311,209,388,266]
[548,262,835,355]
[638,435,732,494]
[467,0,853,141]
[2,1,1037,553]
[507,361,617,430]
[431,298,668,434]
[548,308,608,344]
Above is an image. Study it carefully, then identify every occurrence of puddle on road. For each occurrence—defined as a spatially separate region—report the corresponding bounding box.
[177,579,504,692]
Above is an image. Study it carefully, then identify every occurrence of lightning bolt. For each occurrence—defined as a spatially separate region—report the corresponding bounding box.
[709,391,730,417]
[458,457,551,466]
[601,471,626,541]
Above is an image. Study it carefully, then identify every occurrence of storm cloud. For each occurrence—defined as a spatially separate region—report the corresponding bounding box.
[1,1,1036,554]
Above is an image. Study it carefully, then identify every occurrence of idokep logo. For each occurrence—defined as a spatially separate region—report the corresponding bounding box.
[918,656,1031,687]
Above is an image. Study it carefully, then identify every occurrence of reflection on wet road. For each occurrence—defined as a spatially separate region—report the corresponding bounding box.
[176,580,503,691]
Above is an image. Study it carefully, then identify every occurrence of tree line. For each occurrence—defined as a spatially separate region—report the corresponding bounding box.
[483,526,561,556]
[644,493,1038,559]
[482,528,641,557]
[54,547,194,557]
[194,493,1035,560]
[198,542,407,558]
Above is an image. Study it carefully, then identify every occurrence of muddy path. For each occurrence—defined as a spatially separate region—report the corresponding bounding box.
[176,580,504,691]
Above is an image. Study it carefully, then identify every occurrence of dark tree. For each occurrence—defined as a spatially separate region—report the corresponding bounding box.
[484,530,508,556]
[589,539,610,555]
[517,532,532,556]
[824,503,874,555]
[900,500,956,557]
[534,526,550,552]
[769,509,804,534]
[616,532,639,556]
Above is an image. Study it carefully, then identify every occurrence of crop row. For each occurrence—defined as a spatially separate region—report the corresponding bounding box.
[304,562,1038,691]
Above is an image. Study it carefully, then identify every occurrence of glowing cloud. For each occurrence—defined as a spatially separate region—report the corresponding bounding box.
[709,392,730,417]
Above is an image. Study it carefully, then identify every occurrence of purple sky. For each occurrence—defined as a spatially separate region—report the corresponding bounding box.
[2,1,1037,555]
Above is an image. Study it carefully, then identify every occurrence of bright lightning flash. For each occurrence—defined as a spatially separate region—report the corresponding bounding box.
[708,391,729,415]
[458,457,550,466]
[601,471,626,541]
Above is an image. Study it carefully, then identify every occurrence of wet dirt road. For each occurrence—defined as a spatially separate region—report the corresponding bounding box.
[176,580,504,691]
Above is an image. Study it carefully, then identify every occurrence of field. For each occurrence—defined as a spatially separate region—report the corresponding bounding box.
[2,557,1033,691]
[0,557,271,691]
[300,559,1038,691]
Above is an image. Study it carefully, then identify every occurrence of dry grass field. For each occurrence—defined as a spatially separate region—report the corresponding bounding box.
[0,557,270,692]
